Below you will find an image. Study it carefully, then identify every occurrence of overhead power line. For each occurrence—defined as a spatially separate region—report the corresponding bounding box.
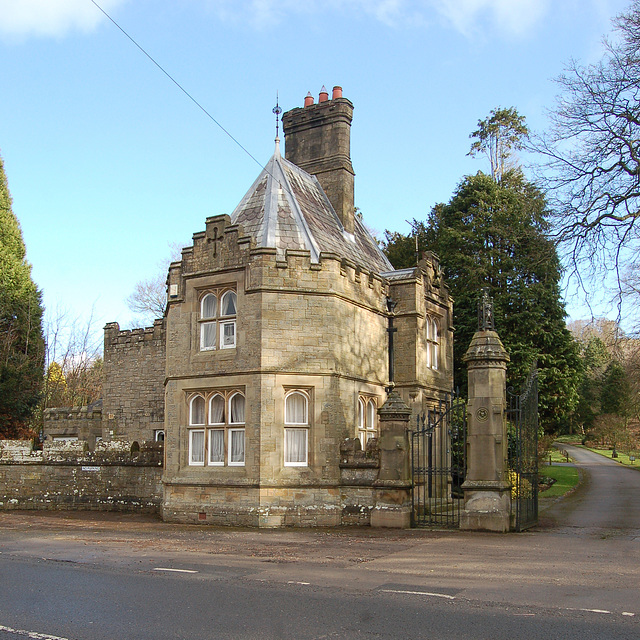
[89,0,263,170]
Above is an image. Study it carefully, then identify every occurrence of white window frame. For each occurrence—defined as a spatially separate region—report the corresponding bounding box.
[201,293,218,319]
[188,390,245,467]
[200,321,217,351]
[154,429,165,442]
[357,396,377,447]
[189,429,205,466]
[208,428,224,465]
[189,395,205,426]
[199,288,237,352]
[228,428,245,466]
[431,319,439,370]
[284,390,310,467]
[426,315,439,370]
[220,320,236,349]
[284,428,308,466]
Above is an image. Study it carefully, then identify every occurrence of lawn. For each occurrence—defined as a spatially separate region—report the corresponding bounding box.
[539,464,580,498]
[585,447,640,468]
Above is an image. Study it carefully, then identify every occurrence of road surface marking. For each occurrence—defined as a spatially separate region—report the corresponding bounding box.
[566,608,611,615]
[287,581,310,585]
[153,567,198,573]
[380,589,455,600]
[622,612,635,617]
[0,624,71,640]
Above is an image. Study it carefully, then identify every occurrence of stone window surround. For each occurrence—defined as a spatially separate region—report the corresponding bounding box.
[198,287,237,351]
[284,388,312,467]
[357,395,378,447]
[187,389,246,467]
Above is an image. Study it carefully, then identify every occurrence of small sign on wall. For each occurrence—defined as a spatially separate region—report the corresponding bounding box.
[81,466,101,472]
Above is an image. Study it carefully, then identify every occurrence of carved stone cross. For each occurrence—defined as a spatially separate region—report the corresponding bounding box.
[210,227,223,257]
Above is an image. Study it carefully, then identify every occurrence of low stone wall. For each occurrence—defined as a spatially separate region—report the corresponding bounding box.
[0,440,163,513]
[43,402,103,447]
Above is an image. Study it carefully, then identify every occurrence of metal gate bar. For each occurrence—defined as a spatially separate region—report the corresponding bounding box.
[507,367,539,532]
[412,392,466,528]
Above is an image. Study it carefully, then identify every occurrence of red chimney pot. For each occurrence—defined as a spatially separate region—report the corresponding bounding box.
[304,92,314,107]
[332,86,343,99]
[319,86,329,103]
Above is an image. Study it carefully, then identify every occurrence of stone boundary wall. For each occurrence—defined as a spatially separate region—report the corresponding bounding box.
[0,440,163,513]
[43,403,103,446]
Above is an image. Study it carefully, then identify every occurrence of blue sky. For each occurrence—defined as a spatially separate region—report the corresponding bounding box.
[0,0,630,338]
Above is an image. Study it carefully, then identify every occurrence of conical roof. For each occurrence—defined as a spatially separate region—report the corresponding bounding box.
[230,141,392,274]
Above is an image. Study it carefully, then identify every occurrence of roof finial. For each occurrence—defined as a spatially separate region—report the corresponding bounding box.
[273,92,282,139]
[273,92,283,156]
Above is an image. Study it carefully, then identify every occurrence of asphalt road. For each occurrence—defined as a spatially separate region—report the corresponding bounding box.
[544,444,640,534]
[0,445,638,639]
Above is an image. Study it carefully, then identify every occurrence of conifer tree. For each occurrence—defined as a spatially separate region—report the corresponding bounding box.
[0,152,45,438]
[383,109,581,433]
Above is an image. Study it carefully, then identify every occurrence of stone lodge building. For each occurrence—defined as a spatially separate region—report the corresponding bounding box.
[42,86,454,526]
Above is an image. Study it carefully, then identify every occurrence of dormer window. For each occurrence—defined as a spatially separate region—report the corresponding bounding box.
[199,289,237,351]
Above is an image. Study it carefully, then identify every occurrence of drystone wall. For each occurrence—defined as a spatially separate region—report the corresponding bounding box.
[0,440,163,513]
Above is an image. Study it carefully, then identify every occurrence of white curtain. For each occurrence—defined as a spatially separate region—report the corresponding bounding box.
[230,393,245,424]
[230,429,245,464]
[285,428,307,464]
[201,322,216,349]
[190,396,205,425]
[285,392,307,424]
[209,429,224,464]
[190,430,205,464]
[221,291,237,316]
[209,395,225,424]
[201,293,217,319]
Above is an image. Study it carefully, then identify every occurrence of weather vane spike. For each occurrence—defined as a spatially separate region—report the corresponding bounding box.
[273,92,282,139]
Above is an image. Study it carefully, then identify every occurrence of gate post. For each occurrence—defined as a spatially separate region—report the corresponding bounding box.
[460,290,511,532]
[371,389,412,528]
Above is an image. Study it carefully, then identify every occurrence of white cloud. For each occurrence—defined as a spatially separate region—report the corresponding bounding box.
[430,0,550,38]
[0,0,128,40]
[202,0,550,35]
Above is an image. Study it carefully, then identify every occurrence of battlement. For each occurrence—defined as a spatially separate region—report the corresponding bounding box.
[104,318,165,346]
[44,401,102,422]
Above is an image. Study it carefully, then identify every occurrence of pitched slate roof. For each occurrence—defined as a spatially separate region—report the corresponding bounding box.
[230,140,393,274]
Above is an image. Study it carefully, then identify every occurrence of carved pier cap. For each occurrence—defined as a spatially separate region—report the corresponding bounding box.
[464,288,510,368]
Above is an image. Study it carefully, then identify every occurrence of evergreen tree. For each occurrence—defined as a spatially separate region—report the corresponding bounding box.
[383,170,581,433]
[0,152,45,438]
[572,334,609,434]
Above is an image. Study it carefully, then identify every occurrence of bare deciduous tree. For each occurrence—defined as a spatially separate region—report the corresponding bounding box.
[42,305,103,410]
[125,242,184,325]
[536,2,640,309]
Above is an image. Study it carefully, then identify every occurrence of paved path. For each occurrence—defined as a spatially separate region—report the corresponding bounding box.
[543,444,640,537]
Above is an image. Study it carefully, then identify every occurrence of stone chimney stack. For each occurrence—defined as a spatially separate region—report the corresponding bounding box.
[282,86,355,234]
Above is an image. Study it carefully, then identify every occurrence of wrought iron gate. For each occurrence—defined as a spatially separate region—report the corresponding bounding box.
[411,392,466,528]
[507,367,539,532]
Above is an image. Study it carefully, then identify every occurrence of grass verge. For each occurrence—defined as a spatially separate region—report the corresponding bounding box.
[585,447,640,468]
[539,464,580,498]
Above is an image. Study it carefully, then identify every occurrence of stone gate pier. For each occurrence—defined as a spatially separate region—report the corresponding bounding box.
[460,290,511,532]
